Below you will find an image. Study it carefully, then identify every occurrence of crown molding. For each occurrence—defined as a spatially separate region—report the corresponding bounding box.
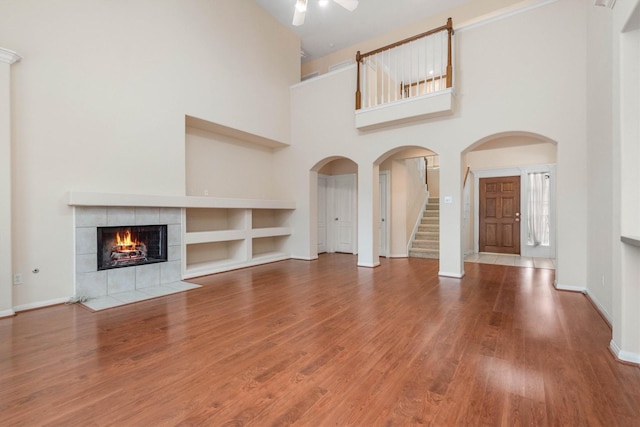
[0,47,22,65]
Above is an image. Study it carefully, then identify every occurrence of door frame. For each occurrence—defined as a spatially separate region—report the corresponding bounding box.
[473,165,556,257]
[317,174,328,254]
[320,173,358,254]
[379,170,390,257]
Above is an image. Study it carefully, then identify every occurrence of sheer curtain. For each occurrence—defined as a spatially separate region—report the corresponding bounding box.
[527,173,550,246]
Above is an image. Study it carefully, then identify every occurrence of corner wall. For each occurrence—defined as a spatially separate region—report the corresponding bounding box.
[1,0,300,308]
[0,49,20,317]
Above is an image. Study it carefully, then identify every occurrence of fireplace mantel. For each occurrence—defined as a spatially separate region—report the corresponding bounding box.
[67,192,295,210]
[70,191,296,281]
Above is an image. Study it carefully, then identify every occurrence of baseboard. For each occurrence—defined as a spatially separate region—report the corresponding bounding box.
[13,297,70,313]
[610,340,640,366]
[584,291,613,328]
[291,255,319,261]
[358,261,381,268]
[554,282,586,293]
[389,253,408,258]
[0,309,16,318]
[438,271,465,278]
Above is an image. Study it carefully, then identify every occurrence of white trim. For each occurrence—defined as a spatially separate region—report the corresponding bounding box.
[585,290,613,325]
[358,261,381,268]
[457,0,560,34]
[554,283,586,293]
[379,170,391,257]
[0,309,15,318]
[355,88,453,114]
[389,253,408,258]
[439,271,465,278]
[0,47,21,64]
[68,192,295,209]
[610,340,640,364]
[472,165,556,258]
[291,255,318,261]
[13,297,70,312]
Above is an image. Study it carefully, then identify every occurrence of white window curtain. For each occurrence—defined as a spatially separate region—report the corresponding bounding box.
[527,173,550,246]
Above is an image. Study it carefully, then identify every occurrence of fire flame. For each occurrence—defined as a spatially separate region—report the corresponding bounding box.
[115,230,139,247]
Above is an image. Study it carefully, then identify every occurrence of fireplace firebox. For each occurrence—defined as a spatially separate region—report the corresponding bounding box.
[97,225,168,271]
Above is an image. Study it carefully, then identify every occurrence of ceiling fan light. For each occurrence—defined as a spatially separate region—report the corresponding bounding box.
[296,0,308,12]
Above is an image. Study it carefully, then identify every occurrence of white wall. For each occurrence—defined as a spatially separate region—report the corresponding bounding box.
[586,2,615,324]
[1,0,300,308]
[389,160,408,257]
[301,0,526,76]
[0,57,14,316]
[427,169,440,197]
[185,127,278,199]
[465,139,557,169]
[405,158,427,240]
[611,0,640,363]
[284,0,588,283]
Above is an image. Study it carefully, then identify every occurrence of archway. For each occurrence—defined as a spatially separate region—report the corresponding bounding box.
[374,146,439,260]
[462,132,558,263]
[311,157,359,257]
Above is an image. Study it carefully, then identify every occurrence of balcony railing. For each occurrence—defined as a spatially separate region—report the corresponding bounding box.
[355,18,454,110]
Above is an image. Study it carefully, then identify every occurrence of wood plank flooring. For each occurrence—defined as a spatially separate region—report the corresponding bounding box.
[1,254,639,426]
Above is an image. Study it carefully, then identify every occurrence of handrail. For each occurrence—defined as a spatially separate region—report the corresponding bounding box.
[359,18,454,59]
[355,18,454,110]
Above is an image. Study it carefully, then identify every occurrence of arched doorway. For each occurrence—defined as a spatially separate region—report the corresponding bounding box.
[374,146,439,259]
[313,157,358,256]
[462,132,558,263]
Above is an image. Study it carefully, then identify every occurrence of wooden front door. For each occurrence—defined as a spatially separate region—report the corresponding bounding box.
[479,176,521,254]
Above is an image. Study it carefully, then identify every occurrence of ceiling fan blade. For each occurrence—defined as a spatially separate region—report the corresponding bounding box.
[293,0,307,26]
[333,0,358,12]
[292,8,305,26]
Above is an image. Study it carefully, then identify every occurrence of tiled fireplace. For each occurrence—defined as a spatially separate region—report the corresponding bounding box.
[74,206,183,299]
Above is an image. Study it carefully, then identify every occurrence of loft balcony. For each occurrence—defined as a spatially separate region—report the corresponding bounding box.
[354,18,455,130]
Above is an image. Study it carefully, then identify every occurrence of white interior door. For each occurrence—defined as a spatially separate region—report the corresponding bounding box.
[379,171,390,257]
[317,175,328,254]
[333,174,357,254]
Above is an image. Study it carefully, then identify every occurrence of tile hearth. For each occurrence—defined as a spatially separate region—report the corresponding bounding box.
[81,281,201,311]
[74,205,199,311]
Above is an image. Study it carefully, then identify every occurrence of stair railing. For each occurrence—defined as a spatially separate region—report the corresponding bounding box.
[356,18,454,110]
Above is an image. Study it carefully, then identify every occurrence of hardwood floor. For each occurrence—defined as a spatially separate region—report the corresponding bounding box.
[2,254,639,426]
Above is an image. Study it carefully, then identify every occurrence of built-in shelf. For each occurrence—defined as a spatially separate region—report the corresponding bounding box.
[183,204,294,279]
[66,192,295,279]
[67,192,295,210]
[621,235,640,248]
[185,115,289,149]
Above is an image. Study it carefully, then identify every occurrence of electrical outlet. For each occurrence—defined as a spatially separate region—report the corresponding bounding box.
[203,189,209,196]
[13,273,23,285]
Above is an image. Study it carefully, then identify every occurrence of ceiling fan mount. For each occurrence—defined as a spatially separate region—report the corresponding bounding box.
[293,0,359,26]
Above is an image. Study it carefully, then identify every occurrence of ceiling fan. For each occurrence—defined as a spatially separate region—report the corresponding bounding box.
[293,0,359,26]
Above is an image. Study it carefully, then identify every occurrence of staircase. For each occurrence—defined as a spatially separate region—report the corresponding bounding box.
[409,197,439,259]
